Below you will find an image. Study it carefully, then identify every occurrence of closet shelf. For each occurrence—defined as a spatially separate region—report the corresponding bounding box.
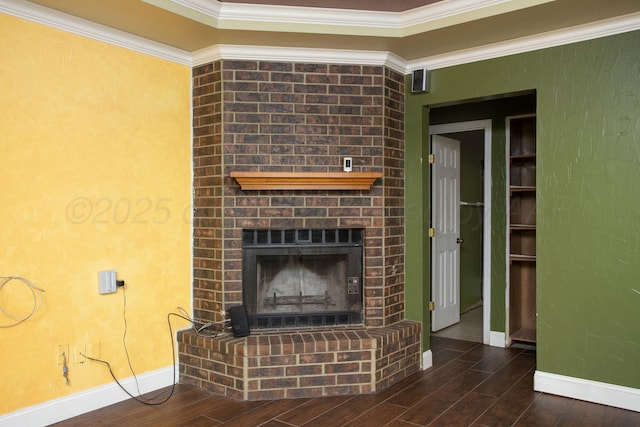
[510,186,536,193]
[510,254,536,263]
[510,328,536,343]
[510,154,536,161]
[509,224,536,231]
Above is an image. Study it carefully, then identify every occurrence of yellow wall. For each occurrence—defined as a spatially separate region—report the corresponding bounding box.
[0,14,192,414]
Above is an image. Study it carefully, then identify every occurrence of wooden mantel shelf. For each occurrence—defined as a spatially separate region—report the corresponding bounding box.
[230,171,382,190]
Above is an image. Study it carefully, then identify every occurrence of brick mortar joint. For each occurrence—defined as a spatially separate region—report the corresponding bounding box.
[242,340,249,400]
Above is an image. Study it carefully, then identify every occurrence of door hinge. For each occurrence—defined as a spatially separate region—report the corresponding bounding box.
[429,301,435,311]
[428,227,435,238]
[428,154,435,164]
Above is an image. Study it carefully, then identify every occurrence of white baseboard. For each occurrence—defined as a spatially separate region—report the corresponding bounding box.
[422,350,433,370]
[0,365,176,427]
[489,331,506,348]
[534,371,640,412]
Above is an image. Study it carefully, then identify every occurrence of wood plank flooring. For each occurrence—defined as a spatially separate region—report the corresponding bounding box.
[53,336,640,426]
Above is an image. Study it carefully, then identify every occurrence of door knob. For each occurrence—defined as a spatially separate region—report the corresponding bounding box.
[457,237,464,244]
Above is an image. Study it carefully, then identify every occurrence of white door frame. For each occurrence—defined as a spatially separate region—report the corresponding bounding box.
[429,120,494,346]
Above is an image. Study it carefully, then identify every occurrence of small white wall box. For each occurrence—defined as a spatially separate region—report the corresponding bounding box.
[98,270,117,294]
[343,157,352,172]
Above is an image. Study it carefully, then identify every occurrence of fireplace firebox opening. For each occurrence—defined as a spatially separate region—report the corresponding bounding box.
[242,229,364,329]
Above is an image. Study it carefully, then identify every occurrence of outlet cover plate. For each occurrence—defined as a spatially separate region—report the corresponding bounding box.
[57,344,69,365]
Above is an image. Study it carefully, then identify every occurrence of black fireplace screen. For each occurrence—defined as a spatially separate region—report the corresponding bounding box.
[242,229,364,329]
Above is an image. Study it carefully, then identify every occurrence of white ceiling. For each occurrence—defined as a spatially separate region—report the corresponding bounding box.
[9,0,640,70]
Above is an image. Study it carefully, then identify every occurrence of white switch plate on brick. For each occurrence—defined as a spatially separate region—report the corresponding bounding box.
[343,157,352,172]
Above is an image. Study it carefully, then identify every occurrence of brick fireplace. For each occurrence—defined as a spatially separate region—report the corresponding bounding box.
[178,59,421,400]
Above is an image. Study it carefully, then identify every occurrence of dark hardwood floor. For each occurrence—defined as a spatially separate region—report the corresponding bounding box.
[53,336,640,426]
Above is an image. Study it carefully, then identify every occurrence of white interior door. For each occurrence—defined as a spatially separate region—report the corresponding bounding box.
[431,134,461,332]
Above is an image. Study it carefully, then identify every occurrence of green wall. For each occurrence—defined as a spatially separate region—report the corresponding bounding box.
[405,30,640,389]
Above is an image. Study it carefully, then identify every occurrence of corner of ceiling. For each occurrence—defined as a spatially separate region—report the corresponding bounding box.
[5,0,640,75]
[0,0,193,65]
[144,0,557,38]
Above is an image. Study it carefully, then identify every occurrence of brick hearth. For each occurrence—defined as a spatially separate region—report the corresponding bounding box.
[180,58,420,400]
[179,321,420,400]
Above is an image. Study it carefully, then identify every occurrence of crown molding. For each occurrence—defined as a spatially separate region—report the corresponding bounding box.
[192,44,407,72]
[0,0,192,65]
[3,0,640,75]
[146,0,552,37]
[407,11,640,72]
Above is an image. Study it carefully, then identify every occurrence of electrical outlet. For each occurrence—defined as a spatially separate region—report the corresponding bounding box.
[87,341,101,359]
[73,343,87,364]
[56,344,69,365]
